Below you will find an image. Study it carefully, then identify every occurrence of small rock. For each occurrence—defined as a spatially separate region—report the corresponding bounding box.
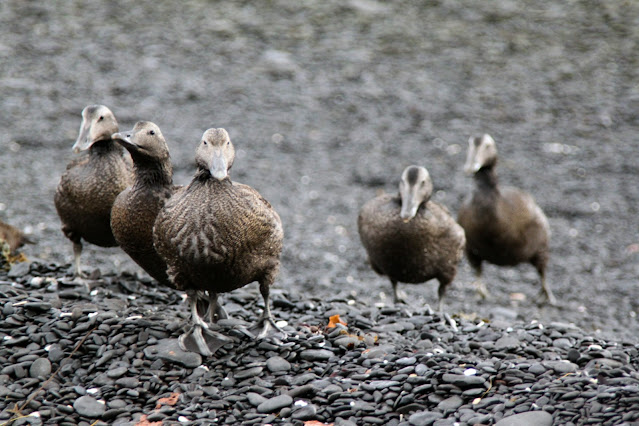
[257,394,293,413]
[266,356,291,372]
[409,410,444,426]
[495,411,552,426]
[29,358,52,378]
[299,349,334,361]
[437,395,463,411]
[73,395,105,418]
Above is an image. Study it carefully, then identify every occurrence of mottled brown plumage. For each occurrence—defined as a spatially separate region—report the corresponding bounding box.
[54,105,132,277]
[0,220,33,253]
[154,128,284,355]
[358,165,466,311]
[457,134,556,305]
[110,121,176,286]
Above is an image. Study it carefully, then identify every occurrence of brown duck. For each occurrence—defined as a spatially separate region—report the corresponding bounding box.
[358,165,466,311]
[0,220,33,254]
[457,134,556,305]
[153,128,284,356]
[54,105,132,277]
[110,121,176,287]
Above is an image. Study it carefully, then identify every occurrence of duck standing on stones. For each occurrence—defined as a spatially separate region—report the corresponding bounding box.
[457,134,556,305]
[154,128,284,356]
[358,165,466,311]
[54,105,132,277]
[110,121,178,287]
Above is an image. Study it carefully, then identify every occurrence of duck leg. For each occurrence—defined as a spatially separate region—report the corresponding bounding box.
[248,280,284,339]
[207,292,228,323]
[469,260,489,299]
[72,241,87,279]
[391,280,408,304]
[179,290,232,356]
[536,269,557,306]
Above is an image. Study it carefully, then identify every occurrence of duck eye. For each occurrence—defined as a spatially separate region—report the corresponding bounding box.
[227,140,230,146]
[98,116,104,121]
[203,140,207,145]
[149,130,155,135]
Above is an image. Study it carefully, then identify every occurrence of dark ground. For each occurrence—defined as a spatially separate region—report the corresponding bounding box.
[1,1,638,345]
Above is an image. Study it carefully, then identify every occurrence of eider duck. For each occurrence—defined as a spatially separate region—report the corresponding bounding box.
[110,121,177,287]
[457,134,556,305]
[54,105,132,277]
[358,165,466,311]
[153,128,284,356]
[0,220,34,254]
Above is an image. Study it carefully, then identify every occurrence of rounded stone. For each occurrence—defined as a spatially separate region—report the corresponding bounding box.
[495,411,553,426]
[257,394,293,413]
[29,358,52,378]
[266,356,291,372]
[73,395,106,418]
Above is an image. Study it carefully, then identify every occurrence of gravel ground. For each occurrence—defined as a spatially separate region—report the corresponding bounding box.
[1,1,639,424]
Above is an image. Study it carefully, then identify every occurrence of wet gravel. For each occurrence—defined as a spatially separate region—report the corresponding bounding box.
[2,263,639,425]
[1,0,639,425]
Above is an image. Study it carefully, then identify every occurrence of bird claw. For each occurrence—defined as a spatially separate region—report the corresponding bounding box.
[248,317,286,340]
[178,325,232,357]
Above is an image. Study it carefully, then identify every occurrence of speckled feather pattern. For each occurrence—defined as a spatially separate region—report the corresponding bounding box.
[54,143,132,247]
[458,182,550,269]
[358,194,465,286]
[153,176,283,294]
[111,183,178,285]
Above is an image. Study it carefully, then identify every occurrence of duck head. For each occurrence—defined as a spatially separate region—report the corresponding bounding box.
[464,134,498,175]
[112,121,170,162]
[73,105,119,153]
[196,128,235,181]
[399,165,433,221]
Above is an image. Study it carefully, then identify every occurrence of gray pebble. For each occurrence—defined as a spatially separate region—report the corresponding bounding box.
[257,394,293,413]
[29,358,51,378]
[292,404,317,420]
[73,395,105,418]
[409,410,444,426]
[437,395,463,411]
[495,411,553,426]
[300,349,334,361]
[266,356,291,372]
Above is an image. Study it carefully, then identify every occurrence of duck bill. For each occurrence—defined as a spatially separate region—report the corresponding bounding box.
[111,131,137,151]
[209,150,228,180]
[463,160,481,175]
[399,194,419,222]
[72,121,93,153]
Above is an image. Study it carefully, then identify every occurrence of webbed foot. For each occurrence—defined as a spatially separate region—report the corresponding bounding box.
[248,316,286,340]
[178,324,232,357]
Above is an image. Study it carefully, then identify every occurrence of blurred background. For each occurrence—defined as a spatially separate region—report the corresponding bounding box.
[1,1,638,341]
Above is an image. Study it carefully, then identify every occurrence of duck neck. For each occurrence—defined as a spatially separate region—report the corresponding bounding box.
[133,159,173,188]
[474,165,499,192]
[89,139,121,156]
[193,168,230,186]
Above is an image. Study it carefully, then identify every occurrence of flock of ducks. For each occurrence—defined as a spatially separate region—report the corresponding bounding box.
[49,104,555,356]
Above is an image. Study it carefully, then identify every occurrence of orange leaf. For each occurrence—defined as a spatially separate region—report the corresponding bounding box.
[156,392,180,409]
[326,314,347,328]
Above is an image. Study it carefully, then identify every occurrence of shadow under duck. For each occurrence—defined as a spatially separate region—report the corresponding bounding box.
[153,128,284,356]
[457,134,556,305]
[358,165,466,311]
[54,105,132,277]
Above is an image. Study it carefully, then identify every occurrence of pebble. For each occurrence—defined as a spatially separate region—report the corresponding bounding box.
[409,410,444,425]
[266,356,291,372]
[73,395,105,418]
[299,349,334,361]
[29,357,51,378]
[257,394,293,413]
[495,411,553,426]
[1,262,638,425]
